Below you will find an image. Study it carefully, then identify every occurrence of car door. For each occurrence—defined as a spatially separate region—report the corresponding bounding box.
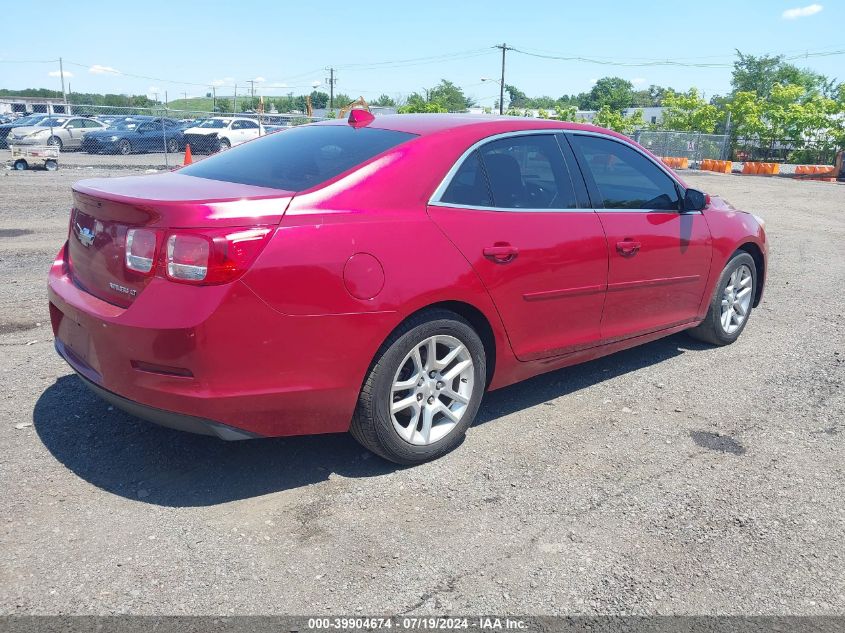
[63,118,85,148]
[567,133,712,342]
[428,133,608,361]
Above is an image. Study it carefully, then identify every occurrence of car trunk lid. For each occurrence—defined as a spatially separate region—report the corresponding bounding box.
[68,172,293,307]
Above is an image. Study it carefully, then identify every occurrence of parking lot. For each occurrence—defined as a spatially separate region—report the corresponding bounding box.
[0,166,842,615]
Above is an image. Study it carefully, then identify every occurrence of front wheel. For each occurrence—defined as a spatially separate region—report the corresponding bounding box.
[47,136,62,149]
[351,310,486,464]
[688,251,757,345]
[166,138,179,153]
[118,139,132,155]
[217,138,231,152]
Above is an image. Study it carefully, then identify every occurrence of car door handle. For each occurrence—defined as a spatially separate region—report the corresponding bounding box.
[483,244,519,264]
[616,240,641,257]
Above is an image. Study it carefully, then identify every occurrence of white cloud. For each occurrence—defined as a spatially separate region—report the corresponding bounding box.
[631,77,646,86]
[89,64,120,75]
[48,70,73,78]
[311,80,322,88]
[148,85,161,94]
[210,77,234,87]
[782,3,823,18]
[266,82,289,89]
[253,76,266,83]
[589,78,598,85]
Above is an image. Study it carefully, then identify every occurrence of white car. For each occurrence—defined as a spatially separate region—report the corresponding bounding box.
[181,117,265,153]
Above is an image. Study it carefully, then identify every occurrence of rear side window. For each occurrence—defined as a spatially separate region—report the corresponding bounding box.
[478,135,577,209]
[441,151,492,207]
[571,134,680,210]
[180,125,416,191]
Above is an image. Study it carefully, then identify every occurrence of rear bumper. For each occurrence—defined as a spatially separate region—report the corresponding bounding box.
[63,347,261,441]
[47,244,394,439]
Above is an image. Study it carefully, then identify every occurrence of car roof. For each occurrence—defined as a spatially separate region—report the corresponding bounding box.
[317,113,607,137]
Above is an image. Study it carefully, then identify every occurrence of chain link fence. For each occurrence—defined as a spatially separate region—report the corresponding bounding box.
[1,104,328,170]
[632,130,730,165]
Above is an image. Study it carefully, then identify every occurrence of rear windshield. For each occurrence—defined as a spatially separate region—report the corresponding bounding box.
[180,124,417,191]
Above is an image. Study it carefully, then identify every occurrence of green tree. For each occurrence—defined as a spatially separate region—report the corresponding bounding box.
[397,80,472,113]
[731,51,834,98]
[583,77,635,111]
[427,79,474,111]
[372,94,396,107]
[309,91,329,109]
[504,85,528,108]
[592,106,644,134]
[660,88,719,133]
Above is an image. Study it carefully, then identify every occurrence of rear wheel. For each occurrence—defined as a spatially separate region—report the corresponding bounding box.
[217,137,231,152]
[351,309,486,464]
[13,159,27,171]
[688,251,757,345]
[47,136,62,149]
[166,138,179,153]
[118,139,132,155]
[44,159,58,171]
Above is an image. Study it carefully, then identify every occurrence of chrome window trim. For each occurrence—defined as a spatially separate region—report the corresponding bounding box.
[427,201,590,213]
[428,127,688,212]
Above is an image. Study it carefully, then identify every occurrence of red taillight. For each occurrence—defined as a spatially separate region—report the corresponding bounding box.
[166,234,210,281]
[126,228,158,274]
[162,227,273,285]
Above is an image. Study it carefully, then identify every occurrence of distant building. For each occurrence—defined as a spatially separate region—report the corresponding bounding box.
[0,97,71,116]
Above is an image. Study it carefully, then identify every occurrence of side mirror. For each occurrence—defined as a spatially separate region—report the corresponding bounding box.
[683,188,709,212]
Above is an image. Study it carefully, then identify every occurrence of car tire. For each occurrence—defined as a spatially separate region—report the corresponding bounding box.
[45,159,58,171]
[47,136,62,149]
[118,139,132,155]
[688,251,757,346]
[217,138,231,152]
[167,138,179,153]
[350,309,486,465]
[13,159,27,171]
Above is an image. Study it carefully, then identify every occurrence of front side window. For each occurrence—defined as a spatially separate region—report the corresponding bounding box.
[477,135,577,209]
[180,124,416,192]
[571,135,680,210]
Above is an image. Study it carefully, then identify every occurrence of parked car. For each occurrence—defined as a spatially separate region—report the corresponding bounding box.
[81,117,185,154]
[48,114,767,464]
[7,116,107,150]
[181,117,265,153]
[0,114,53,148]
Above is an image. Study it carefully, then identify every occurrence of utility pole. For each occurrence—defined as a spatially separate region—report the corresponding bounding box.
[326,67,337,109]
[211,86,216,112]
[58,57,68,108]
[494,43,510,115]
[183,92,188,102]
[165,91,168,109]
[233,84,237,113]
[246,80,256,99]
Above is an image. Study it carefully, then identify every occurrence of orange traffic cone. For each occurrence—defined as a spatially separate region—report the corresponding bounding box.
[183,144,193,166]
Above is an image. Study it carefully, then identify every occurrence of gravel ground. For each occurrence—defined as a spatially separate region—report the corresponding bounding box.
[0,167,843,616]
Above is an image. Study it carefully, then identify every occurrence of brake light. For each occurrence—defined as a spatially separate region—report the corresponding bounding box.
[123,226,273,285]
[126,228,158,274]
[163,227,273,285]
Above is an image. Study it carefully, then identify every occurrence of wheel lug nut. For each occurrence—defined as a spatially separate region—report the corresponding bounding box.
[427,396,435,404]
[429,371,436,378]
[416,393,423,401]
[436,381,444,390]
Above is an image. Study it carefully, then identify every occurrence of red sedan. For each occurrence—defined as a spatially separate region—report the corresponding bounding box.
[48,112,767,464]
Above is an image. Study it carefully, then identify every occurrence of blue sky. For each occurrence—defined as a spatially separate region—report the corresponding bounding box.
[1,0,841,106]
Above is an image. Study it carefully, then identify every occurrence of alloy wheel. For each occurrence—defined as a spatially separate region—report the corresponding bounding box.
[390,335,474,446]
[720,264,753,334]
